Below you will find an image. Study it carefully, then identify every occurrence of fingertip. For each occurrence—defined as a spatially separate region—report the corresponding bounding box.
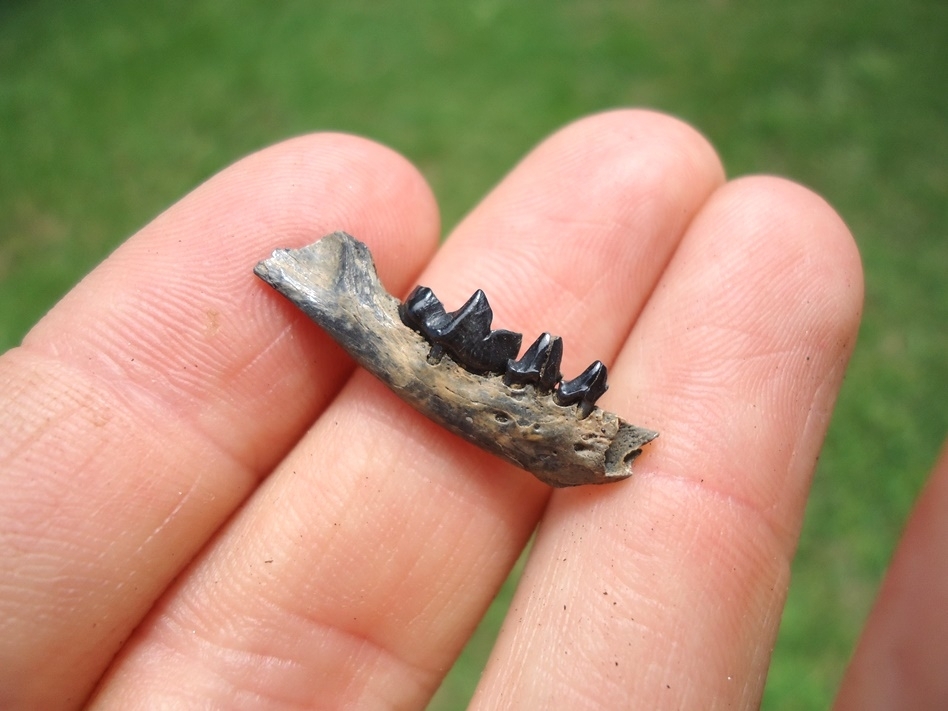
[602,172,866,551]
[545,108,726,197]
[709,174,865,335]
[439,108,727,364]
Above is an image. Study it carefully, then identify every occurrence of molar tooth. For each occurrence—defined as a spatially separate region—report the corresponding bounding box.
[400,286,453,362]
[436,290,494,347]
[504,332,563,391]
[459,328,522,375]
[554,360,609,419]
[435,290,522,374]
[401,287,521,375]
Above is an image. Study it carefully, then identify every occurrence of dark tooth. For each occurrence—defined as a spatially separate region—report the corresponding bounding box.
[436,290,522,374]
[436,290,495,348]
[399,286,450,336]
[401,287,522,375]
[554,360,609,419]
[457,328,522,374]
[504,332,563,391]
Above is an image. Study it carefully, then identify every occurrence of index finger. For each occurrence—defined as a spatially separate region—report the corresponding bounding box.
[0,134,439,708]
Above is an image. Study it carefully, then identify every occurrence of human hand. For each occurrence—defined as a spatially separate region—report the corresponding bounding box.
[834,439,948,709]
[1,110,864,708]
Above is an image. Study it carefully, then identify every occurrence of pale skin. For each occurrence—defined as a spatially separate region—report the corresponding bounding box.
[0,110,944,709]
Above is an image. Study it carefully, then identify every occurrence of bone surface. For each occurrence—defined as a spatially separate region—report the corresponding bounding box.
[254,231,658,487]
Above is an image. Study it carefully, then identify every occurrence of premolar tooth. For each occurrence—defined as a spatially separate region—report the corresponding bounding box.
[554,360,609,419]
[504,332,563,391]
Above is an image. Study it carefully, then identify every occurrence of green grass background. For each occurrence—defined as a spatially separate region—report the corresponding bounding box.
[1,1,945,708]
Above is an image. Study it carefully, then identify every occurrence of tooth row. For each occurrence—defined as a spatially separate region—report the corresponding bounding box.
[400,286,609,419]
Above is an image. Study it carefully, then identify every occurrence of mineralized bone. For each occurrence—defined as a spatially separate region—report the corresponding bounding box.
[253,231,658,487]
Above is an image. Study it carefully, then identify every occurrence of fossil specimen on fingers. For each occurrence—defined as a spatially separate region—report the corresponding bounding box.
[254,231,658,487]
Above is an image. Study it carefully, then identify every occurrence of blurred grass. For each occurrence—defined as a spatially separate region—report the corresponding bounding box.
[1,1,945,708]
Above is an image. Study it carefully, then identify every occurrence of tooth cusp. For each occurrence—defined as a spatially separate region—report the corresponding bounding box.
[554,360,609,419]
[504,332,563,391]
